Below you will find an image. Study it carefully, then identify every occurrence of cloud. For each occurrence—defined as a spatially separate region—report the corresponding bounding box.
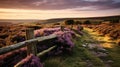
[0,0,120,11]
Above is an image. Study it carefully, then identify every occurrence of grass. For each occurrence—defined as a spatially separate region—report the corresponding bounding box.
[43,27,120,67]
[106,45,120,67]
[44,57,64,67]
[73,34,105,67]
[84,27,120,67]
[44,29,105,67]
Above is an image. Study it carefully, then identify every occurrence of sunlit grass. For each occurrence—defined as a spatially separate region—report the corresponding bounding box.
[84,27,120,67]
[44,30,105,67]
[101,43,113,48]
[43,27,120,67]
[84,28,116,48]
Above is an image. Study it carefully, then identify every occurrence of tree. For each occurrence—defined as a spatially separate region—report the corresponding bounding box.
[64,19,74,25]
[75,21,82,25]
[110,19,119,23]
[84,20,91,24]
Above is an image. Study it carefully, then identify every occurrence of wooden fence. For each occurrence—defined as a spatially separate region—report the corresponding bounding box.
[0,28,58,67]
[0,25,71,67]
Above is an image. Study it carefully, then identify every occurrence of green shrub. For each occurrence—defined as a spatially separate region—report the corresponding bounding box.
[84,20,91,24]
[64,20,74,25]
[75,21,82,25]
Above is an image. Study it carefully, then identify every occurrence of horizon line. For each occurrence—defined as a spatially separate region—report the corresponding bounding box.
[0,15,119,20]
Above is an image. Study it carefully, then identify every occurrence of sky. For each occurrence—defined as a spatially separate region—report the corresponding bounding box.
[0,0,120,19]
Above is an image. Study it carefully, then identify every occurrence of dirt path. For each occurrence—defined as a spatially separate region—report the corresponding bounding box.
[84,28,116,48]
[82,27,120,67]
[43,27,120,67]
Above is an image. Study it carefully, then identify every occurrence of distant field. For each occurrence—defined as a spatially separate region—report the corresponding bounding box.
[0,15,120,67]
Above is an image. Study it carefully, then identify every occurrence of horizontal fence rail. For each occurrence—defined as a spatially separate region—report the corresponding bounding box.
[0,32,57,55]
[0,27,67,67]
[14,45,57,67]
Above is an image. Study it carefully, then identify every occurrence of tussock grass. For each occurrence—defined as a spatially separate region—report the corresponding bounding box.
[44,30,105,67]
[84,27,120,67]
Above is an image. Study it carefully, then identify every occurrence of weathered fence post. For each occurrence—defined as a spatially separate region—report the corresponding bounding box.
[61,26,64,31]
[26,28,37,56]
[71,25,73,30]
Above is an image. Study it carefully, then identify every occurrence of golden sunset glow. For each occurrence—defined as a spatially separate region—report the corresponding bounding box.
[0,8,120,19]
